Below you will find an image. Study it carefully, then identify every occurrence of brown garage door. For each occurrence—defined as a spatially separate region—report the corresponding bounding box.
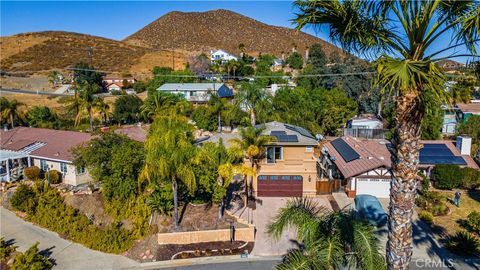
[257,175,303,197]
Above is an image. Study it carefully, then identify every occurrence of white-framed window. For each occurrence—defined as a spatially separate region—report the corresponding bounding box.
[76,166,86,175]
[60,163,67,173]
[306,146,313,152]
[40,160,48,171]
[266,146,282,164]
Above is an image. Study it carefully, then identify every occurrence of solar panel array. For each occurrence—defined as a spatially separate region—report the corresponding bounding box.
[284,124,316,139]
[270,130,287,136]
[419,144,467,165]
[273,134,299,142]
[331,138,360,162]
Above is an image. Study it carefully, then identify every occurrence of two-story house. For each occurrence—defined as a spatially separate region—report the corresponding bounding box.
[157,83,233,103]
[210,49,238,63]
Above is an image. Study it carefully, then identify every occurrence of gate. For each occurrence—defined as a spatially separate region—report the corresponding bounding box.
[316,180,342,195]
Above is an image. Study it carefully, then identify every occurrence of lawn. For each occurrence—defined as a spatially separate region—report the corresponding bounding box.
[431,189,480,236]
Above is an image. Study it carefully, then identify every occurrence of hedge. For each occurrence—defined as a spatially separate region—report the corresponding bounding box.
[23,166,41,180]
[44,170,62,184]
[432,164,480,190]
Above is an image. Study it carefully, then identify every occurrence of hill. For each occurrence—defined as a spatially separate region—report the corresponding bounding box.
[0,31,188,74]
[124,9,346,59]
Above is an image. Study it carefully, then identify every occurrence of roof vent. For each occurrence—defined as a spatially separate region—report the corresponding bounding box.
[379,156,385,160]
[54,152,60,157]
[367,156,373,160]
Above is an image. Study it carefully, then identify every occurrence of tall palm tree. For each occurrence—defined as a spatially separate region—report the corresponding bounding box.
[140,91,182,121]
[236,82,271,126]
[229,126,275,203]
[141,111,197,229]
[47,70,60,87]
[0,97,25,128]
[77,82,101,131]
[208,91,229,132]
[293,1,479,268]
[96,97,111,125]
[268,198,386,270]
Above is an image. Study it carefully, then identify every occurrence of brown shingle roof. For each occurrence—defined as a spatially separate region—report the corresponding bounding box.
[114,125,149,142]
[456,103,480,114]
[0,127,92,162]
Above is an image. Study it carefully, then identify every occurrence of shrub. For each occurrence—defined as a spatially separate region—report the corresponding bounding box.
[467,211,480,235]
[0,237,17,263]
[11,242,53,270]
[462,168,480,190]
[10,184,37,214]
[23,166,40,180]
[430,203,449,216]
[419,211,434,224]
[446,230,480,256]
[432,165,463,189]
[419,173,430,193]
[44,170,61,184]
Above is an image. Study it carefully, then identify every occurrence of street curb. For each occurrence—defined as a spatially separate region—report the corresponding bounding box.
[137,255,282,269]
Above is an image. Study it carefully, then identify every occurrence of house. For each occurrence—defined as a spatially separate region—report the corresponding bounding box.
[0,127,92,186]
[442,110,457,135]
[210,50,238,63]
[456,102,480,123]
[344,115,386,139]
[157,83,233,103]
[319,136,479,198]
[103,77,136,85]
[106,82,123,92]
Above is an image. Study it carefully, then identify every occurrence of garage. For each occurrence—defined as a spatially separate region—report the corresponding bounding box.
[257,175,303,197]
[355,177,390,198]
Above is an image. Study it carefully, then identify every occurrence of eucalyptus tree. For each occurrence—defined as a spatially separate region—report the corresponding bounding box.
[293,1,479,268]
[141,111,197,229]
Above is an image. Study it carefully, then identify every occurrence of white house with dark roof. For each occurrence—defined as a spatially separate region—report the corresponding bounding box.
[157,83,233,103]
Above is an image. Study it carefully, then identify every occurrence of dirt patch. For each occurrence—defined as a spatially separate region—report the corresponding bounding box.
[126,236,254,262]
[63,192,113,226]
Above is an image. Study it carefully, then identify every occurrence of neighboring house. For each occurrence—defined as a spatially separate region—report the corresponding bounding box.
[441,110,457,135]
[103,77,136,85]
[106,82,123,92]
[319,136,479,199]
[456,102,480,123]
[210,50,238,63]
[0,127,92,186]
[157,83,233,103]
[344,115,385,139]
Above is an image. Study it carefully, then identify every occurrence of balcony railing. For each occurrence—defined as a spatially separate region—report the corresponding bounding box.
[343,128,387,139]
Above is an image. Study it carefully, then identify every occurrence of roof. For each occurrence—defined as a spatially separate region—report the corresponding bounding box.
[324,137,479,178]
[456,103,480,114]
[107,82,123,88]
[324,136,391,178]
[0,127,92,162]
[211,49,236,56]
[157,83,233,97]
[350,114,383,122]
[114,125,149,142]
[257,121,318,146]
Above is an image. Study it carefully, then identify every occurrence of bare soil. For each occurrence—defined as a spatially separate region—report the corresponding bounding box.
[63,192,113,227]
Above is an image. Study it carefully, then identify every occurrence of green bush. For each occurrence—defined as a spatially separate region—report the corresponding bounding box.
[10,184,37,214]
[23,166,41,180]
[0,237,17,263]
[467,211,480,235]
[11,242,53,270]
[462,168,480,190]
[432,165,463,189]
[446,230,480,257]
[44,170,61,184]
[419,211,434,224]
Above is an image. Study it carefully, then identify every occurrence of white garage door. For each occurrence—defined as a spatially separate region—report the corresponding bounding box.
[356,178,390,198]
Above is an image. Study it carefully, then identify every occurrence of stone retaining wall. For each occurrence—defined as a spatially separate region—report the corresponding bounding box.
[157,225,255,245]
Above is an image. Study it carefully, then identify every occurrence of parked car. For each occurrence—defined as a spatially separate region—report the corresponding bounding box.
[355,194,388,227]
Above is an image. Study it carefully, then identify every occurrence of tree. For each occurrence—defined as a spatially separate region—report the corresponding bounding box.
[77,82,102,131]
[268,198,385,270]
[229,126,275,203]
[421,91,443,140]
[114,95,142,124]
[208,91,230,132]
[235,82,272,126]
[308,43,327,69]
[286,52,304,69]
[458,115,480,156]
[140,91,185,121]
[11,242,54,270]
[0,237,17,264]
[26,106,60,129]
[72,62,104,87]
[0,98,24,128]
[47,70,61,87]
[142,111,197,229]
[293,1,479,268]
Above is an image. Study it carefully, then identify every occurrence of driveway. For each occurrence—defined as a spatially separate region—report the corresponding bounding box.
[251,196,332,256]
[0,207,139,270]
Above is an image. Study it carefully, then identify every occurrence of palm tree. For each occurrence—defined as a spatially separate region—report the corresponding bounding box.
[208,91,229,132]
[140,92,182,121]
[47,70,60,87]
[141,111,197,229]
[236,82,271,126]
[268,198,385,270]
[293,1,479,268]
[77,82,101,131]
[96,97,111,125]
[0,97,25,128]
[229,126,275,204]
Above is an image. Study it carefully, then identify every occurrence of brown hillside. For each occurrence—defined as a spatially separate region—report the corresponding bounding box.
[124,9,346,58]
[0,31,187,73]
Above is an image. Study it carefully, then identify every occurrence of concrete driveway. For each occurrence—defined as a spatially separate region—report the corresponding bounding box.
[251,197,332,256]
[0,207,139,270]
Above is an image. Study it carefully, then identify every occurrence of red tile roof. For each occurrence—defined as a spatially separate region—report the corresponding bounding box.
[1,127,92,162]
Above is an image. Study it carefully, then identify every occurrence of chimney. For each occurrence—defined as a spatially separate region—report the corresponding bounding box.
[456,136,472,155]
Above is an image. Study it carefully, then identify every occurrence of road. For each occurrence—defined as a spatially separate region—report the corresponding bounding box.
[0,88,72,96]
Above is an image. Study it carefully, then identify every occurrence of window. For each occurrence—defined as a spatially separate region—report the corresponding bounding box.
[76,166,86,175]
[40,160,48,171]
[269,175,279,180]
[60,163,67,173]
[258,175,267,181]
[281,175,290,180]
[306,146,313,152]
[267,146,282,163]
[292,176,303,181]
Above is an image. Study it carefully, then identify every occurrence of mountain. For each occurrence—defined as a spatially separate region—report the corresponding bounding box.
[0,31,187,74]
[124,9,346,59]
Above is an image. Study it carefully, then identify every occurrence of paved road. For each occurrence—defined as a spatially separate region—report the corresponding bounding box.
[0,88,72,96]
[0,207,139,270]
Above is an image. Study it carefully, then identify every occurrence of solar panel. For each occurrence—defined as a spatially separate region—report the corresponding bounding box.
[331,138,360,162]
[284,124,315,139]
[270,130,287,136]
[419,143,467,165]
[273,134,299,142]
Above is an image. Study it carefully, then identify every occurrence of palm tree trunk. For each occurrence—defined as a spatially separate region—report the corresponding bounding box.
[10,114,14,128]
[250,110,256,126]
[89,109,94,131]
[218,200,223,220]
[172,176,179,229]
[217,112,222,133]
[387,93,423,270]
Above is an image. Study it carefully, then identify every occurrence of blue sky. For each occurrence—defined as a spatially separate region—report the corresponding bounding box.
[1,1,477,63]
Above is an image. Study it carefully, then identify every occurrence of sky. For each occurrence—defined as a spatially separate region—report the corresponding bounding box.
[1,1,477,63]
